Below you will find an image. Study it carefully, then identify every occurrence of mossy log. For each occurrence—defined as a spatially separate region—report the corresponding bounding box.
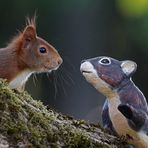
[0,80,126,148]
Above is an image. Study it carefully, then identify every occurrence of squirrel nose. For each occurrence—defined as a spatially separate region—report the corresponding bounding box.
[51,57,63,70]
[57,57,63,65]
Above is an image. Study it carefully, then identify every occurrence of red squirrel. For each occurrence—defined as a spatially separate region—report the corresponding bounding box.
[0,17,63,91]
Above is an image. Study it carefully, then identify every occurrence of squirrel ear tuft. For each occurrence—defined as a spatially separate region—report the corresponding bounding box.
[121,60,137,77]
[23,26,36,41]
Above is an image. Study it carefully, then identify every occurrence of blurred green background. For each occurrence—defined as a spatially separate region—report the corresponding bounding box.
[0,0,148,123]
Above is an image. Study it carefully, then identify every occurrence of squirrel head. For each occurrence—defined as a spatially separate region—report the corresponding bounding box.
[80,56,137,97]
[10,17,63,73]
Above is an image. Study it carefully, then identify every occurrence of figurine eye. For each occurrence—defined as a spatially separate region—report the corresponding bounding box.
[39,47,47,54]
[99,58,111,65]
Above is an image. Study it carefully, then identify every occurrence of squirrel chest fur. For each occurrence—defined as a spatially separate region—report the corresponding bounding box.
[0,17,62,91]
[80,56,148,148]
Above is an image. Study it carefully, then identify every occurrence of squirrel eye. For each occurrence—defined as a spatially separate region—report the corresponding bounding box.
[99,58,111,65]
[39,47,47,54]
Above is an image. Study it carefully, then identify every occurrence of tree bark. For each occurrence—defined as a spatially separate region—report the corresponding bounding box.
[0,79,126,148]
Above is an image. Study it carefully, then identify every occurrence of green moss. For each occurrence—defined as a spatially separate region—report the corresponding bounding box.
[0,79,126,147]
[66,129,92,148]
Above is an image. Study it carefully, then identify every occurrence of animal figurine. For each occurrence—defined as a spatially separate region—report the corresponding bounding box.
[0,17,62,91]
[80,56,148,148]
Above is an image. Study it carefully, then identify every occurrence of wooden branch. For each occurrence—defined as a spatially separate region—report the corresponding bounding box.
[0,80,126,148]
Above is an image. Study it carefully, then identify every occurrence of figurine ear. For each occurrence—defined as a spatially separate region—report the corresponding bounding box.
[121,60,137,77]
[22,25,36,48]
